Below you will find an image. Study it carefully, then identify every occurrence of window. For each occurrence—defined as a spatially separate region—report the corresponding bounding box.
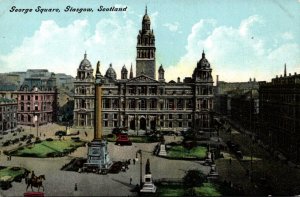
[113,114,118,119]
[160,121,164,127]
[169,114,173,119]
[104,114,108,119]
[169,122,173,128]
[35,96,38,100]
[188,114,192,119]
[188,122,192,127]
[179,122,182,127]
[27,95,30,100]
[178,114,182,119]
[21,95,24,100]
[104,121,108,127]
[114,121,118,127]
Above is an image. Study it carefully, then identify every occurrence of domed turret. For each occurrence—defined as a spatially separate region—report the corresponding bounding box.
[142,6,151,31]
[79,52,92,70]
[192,50,213,82]
[197,50,211,69]
[105,63,117,80]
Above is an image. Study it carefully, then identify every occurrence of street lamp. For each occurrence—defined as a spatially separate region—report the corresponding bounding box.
[136,149,143,187]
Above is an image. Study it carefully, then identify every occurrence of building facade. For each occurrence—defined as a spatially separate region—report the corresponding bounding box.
[73,53,95,128]
[73,9,215,134]
[0,98,17,134]
[17,75,58,126]
[259,69,300,164]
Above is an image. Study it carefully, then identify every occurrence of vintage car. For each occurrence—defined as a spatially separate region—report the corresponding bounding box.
[115,134,132,146]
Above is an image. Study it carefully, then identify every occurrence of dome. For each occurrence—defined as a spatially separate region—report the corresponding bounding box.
[105,64,117,79]
[197,51,210,69]
[79,52,92,70]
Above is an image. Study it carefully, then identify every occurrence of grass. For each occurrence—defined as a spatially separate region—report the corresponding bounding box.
[157,183,222,196]
[194,183,222,196]
[157,185,185,196]
[11,139,85,158]
[0,167,26,181]
[167,145,207,159]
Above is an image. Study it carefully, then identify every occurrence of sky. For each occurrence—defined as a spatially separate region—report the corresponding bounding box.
[0,0,299,82]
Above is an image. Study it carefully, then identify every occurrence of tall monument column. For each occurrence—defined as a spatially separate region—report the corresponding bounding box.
[84,61,112,172]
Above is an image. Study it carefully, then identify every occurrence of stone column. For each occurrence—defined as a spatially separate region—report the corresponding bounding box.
[94,82,103,140]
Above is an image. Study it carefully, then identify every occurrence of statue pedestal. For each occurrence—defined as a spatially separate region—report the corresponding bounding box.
[140,174,157,193]
[84,139,112,172]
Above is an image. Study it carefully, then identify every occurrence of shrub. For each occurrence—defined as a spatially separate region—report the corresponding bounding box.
[46,138,53,141]
[107,134,114,138]
[183,170,206,188]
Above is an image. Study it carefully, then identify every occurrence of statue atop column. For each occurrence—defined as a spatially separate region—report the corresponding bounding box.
[145,158,151,174]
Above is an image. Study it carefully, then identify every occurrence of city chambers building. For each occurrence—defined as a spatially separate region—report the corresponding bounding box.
[73,8,214,134]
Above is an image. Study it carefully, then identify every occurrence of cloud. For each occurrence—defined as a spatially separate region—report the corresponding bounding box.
[0,14,138,78]
[165,16,300,82]
[163,22,180,32]
[281,32,294,40]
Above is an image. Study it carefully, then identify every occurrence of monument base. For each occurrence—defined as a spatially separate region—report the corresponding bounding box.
[83,139,112,172]
[140,174,157,193]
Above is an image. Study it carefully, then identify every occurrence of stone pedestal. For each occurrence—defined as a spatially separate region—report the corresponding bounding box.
[158,144,167,156]
[140,174,157,193]
[84,139,112,171]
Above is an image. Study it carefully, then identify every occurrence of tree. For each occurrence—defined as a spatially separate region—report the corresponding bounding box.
[183,169,206,188]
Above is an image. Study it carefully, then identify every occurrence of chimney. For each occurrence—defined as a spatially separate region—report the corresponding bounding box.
[289,73,291,76]
[216,75,219,86]
[249,78,252,82]
[177,77,180,83]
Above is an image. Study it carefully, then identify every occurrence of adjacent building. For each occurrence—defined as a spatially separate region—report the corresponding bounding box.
[259,67,300,164]
[17,74,58,126]
[0,97,17,134]
[73,8,215,134]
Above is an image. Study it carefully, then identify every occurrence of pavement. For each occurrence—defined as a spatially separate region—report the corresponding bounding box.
[0,123,210,196]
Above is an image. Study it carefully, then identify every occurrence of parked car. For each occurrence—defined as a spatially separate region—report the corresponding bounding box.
[55,131,66,136]
[112,127,128,135]
[115,134,132,146]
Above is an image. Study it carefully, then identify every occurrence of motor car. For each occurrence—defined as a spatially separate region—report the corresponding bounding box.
[112,127,128,135]
[55,131,66,136]
[115,134,132,146]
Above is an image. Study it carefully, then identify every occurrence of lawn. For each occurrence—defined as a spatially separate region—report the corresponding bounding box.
[11,139,85,158]
[156,183,221,196]
[0,166,26,182]
[194,183,222,196]
[157,185,185,196]
[167,145,207,159]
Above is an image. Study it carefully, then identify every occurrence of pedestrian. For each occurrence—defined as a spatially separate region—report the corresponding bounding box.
[133,158,136,165]
[74,183,77,191]
[130,176,132,185]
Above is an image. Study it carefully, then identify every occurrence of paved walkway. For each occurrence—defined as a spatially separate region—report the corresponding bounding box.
[0,124,210,196]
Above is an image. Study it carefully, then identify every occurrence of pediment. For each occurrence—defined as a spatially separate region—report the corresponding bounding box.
[127,74,158,83]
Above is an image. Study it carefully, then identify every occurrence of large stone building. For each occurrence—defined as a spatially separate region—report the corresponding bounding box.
[73,9,215,133]
[259,67,300,164]
[73,52,95,128]
[0,97,17,134]
[17,74,58,126]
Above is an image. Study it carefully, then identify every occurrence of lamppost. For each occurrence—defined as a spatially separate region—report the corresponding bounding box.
[136,149,143,187]
[34,103,39,137]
